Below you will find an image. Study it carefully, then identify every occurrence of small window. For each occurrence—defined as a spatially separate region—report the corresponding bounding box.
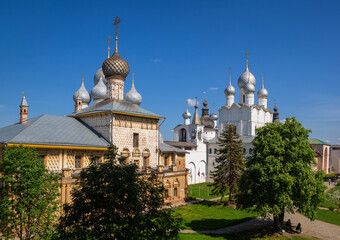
[243,148,246,154]
[173,188,178,197]
[164,157,168,166]
[214,148,217,154]
[209,148,212,154]
[75,156,82,169]
[249,148,253,154]
[133,133,139,147]
[165,189,170,198]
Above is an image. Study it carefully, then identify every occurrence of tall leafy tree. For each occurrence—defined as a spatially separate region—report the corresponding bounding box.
[56,144,182,240]
[0,145,60,240]
[210,124,245,200]
[236,117,326,230]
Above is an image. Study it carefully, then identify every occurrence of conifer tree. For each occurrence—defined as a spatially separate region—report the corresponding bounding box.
[0,145,60,240]
[210,124,245,201]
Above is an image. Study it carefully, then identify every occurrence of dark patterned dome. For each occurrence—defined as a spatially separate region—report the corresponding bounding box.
[200,115,215,128]
[102,51,129,80]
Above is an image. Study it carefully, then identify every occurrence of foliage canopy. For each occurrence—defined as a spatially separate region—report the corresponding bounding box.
[56,144,182,240]
[236,117,326,229]
[0,145,60,240]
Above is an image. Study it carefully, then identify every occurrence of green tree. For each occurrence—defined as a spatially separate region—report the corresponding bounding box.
[0,145,60,240]
[56,144,182,240]
[210,124,245,201]
[236,117,326,230]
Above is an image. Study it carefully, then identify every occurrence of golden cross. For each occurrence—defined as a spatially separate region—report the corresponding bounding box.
[22,91,25,96]
[245,50,249,60]
[114,16,120,35]
[132,73,135,83]
[82,72,84,83]
[203,91,206,100]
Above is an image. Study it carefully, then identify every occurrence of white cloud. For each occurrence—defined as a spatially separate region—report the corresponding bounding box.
[152,58,161,63]
[209,87,219,91]
[187,98,198,107]
[325,140,331,143]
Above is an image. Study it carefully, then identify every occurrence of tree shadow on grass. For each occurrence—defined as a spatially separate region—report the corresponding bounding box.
[185,217,255,231]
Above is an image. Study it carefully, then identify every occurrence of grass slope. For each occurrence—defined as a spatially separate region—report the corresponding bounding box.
[315,209,340,226]
[174,201,258,230]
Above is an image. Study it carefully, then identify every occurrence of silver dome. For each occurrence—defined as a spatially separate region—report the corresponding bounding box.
[182,109,191,119]
[257,73,268,98]
[244,82,255,93]
[124,80,142,105]
[73,78,91,104]
[224,85,235,96]
[210,112,218,120]
[257,87,268,98]
[91,73,107,101]
[238,66,256,89]
[93,68,107,85]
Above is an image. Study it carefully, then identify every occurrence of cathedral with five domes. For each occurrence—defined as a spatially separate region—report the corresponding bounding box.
[167,52,279,184]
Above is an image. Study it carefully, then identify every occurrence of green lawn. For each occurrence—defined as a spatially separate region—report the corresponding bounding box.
[319,184,340,209]
[174,201,258,230]
[315,209,340,226]
[188,182,228,200]
[180,232,315,240]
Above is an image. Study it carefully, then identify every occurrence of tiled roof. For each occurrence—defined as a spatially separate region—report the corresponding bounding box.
[0,115,110,148]
[69,99,163,119]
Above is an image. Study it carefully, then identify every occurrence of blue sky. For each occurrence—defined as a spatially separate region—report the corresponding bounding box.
[0,0,340,144]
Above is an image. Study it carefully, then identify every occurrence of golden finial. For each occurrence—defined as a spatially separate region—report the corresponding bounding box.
[22,91,25,97]
[195,96,198,107]
[107,36,111,58]
[203,91,206,100]
[82,72,84,83]
[261,72,264,88]
[132,73,135,85]
[228,67,231,85]
[245,50,249,69]
[113,16,120,52]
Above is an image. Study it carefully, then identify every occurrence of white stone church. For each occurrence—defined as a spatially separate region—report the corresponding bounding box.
[166,54,279,184]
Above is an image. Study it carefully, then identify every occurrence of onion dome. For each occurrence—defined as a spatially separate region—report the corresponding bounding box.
[124,75,142,105]
[91,72,106,102]
[73,75,91,104]
[201,95,209,117]
[244,82,255,93]
[238,66,256,89]
[225,68,235,95]
[210,112,218,120]
[93,68,107,85]
[238,53,256,88]
[182,102,191,119]
[102,20,129,80]
[201,115,215,128]
[274,104,278,112]
[257,72,268,98]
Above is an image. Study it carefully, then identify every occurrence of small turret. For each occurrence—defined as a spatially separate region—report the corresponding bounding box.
[20,92,28,123]
[182,101,191,125]
[224,67,235,107]
[74,94,82,112]
[257,72,269,108]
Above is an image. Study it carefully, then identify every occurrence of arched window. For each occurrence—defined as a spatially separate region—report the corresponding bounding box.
[180,128,187,142]
[249,148,253,154]
[209,148,212,154]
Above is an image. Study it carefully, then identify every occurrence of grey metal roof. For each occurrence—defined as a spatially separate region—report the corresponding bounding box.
[0,114,110,148]
[159,142,187,153]
[69,99,163,119]
[164,141,197,148]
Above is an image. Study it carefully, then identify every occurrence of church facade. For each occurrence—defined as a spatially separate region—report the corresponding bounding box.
[168,54,279,184]
[0,19,188,204]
